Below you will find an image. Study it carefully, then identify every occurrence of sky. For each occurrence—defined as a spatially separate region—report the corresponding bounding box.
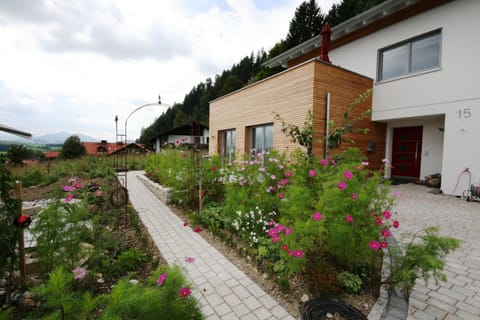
[0,0,339,142]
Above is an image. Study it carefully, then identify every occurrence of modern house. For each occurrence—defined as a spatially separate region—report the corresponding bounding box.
[210,0,479,195]
[154,122,209,152]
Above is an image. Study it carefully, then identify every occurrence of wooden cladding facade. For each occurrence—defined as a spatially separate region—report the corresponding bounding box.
[209,59,386,168]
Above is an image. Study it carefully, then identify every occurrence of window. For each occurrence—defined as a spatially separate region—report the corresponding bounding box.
[249,123,273,155]
[378,30,441,81]
[219,129,236,163]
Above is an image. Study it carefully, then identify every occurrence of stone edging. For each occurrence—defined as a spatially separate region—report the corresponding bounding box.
[136,172,409,320]
[136,174,172,204]
[367,236,409,320]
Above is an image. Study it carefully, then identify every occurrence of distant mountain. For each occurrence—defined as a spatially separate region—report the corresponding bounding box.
[32,132,98,144]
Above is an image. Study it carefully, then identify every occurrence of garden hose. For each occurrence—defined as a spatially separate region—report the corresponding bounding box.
[301,296,367,320]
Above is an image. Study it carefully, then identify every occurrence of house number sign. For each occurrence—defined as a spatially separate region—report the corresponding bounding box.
[456,108,472,119]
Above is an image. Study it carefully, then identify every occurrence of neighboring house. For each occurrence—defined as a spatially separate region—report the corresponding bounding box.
[154,122,209,152]
[83,141,149,156]
[45,151,60,160]
[211,0,479,195]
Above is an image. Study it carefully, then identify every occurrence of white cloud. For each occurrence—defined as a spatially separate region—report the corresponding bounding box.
[0,0,339,142]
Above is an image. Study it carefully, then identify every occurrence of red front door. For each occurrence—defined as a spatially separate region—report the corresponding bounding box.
[391,126,422,178]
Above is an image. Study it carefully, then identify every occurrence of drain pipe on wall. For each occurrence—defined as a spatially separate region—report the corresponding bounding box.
[324,92,331,159]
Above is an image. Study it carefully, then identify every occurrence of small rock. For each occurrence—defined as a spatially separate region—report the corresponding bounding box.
[97,278,105,284]
[22,298,37,309]
[363,303,369,310]
[262,273,268,280]
[301,294,309,303]
[129,279,139,285]
[23,291,34,299]
[95,273,103,278]
[326,313,333,319]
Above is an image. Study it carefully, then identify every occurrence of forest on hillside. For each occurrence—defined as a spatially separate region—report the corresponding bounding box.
[138,0,386,147]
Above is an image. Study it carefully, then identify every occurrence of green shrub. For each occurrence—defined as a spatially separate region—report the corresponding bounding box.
[338,271,363,294]
[31,266,98,320]
[31,201,93,274]
[100,265,203,320]
[113,248,147,274]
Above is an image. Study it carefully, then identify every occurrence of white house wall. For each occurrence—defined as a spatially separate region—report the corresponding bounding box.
[328,0,480,194]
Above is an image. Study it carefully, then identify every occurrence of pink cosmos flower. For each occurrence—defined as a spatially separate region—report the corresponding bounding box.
[182,152,187,158]
[382,211,392,220]
[393,191,402,198]
[268,229,277,237]
[181,137,188,142]
[345,215,354,223]
[73,266,86,280]
[73,182,83,189]
[183,221,188,227]
[175,140,180,146]
[179,287,192,298]
[393,220,399,229]
[272,235,279,243]
[338,181,347,190]
[64,194,74,203]
[362,161,369,166]
[369,240,381,251]
[319,159,328,165]
[351,193,358,200]
[288,250,294,257]
[375,218,383,225]
[285,171,293,177]
[62,185,75,192]
[281,244,288,251]
[259,167,266,172]
[157,273,167,286]
[381,229,391,238]
[381,242,388,249]
[312,212,323,221]
[308,169,316,177]
[210,166,216,172]
[270,175,276,180]
[278,193,285,199]
[284,227,292,236]
[193,226,202,233]
[382,158,390,164]
[344,170,353,180]
[295,250,304,258]
[95,190,103,197]
[184,256,195,263]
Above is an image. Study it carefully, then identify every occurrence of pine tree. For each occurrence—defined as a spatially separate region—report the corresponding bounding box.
[285,0,325,50]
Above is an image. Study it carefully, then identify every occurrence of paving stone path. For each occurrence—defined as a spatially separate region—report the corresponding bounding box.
[126,171,296,320]
[389,183,480,320]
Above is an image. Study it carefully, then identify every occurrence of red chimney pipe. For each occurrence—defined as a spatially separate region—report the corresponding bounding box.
[320,22,332,63]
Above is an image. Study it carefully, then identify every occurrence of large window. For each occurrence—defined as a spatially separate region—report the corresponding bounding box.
[249,123,273,155]
[378,30,441,81]
[219,129,236,163]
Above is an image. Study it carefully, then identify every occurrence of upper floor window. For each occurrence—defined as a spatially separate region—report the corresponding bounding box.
[249,123,273,155]
[219,129,236,163]
[378,30,441,81]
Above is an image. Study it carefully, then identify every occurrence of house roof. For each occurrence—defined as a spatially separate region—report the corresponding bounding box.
[82,141,148,156]
[45,151,61,159]
[158,121,208,138]
[263,0,452,68]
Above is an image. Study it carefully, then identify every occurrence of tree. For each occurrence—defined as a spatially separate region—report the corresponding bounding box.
[6,144,34,164]
[326,0,386,27]
[61,135,86,159]
[285,0,325,50]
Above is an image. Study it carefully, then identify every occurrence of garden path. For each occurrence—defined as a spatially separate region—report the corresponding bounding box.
[126,171,296,320]
[390,183,480,320]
